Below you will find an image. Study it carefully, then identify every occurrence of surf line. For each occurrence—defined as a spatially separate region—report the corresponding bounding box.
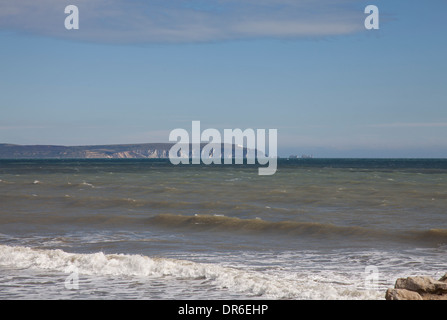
[168,121,277,175]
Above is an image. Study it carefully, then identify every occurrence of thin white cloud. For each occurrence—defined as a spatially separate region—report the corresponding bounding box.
[0,125,48,130]
[0,0,366,43]
[367,122,447,128]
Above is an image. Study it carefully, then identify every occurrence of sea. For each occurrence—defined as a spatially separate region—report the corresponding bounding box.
[0,158,446,300]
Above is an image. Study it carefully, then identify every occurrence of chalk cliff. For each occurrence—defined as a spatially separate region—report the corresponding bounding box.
[0,143,257,159]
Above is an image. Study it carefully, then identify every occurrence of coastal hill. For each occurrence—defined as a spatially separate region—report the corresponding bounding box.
[0,143,256,159]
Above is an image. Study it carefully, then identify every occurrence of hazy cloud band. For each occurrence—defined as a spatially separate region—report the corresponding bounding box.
[0,0,366,43]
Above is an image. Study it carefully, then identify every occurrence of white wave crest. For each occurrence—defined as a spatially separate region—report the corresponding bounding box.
[0,245,382,299]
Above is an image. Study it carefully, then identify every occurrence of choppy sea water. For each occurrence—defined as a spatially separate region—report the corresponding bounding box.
[0,159,446,299]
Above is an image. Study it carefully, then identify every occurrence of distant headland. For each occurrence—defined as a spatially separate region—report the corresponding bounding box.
[0,143,255,159]
[0,143,173,159]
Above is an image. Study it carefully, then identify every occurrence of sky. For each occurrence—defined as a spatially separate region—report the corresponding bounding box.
[0,0,446,157]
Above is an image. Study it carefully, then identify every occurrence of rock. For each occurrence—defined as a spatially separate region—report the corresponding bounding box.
[385,288,422,300]
[386,273,447,300]
[419,293,447,300]
[438,273,447,283]
[395,276,447,294]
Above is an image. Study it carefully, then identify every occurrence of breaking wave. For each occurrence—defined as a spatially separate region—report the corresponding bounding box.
[149,214,378,237]
[148,214,447,245]
[0,244,382,299]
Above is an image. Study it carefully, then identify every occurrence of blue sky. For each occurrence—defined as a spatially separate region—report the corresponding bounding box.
[0,0,446,157]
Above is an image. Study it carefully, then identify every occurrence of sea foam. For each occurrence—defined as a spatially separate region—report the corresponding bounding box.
[0,245,382,299]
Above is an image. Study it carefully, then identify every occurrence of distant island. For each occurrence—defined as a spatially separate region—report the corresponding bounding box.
[0,143,256,159]
[288,154,313,159]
